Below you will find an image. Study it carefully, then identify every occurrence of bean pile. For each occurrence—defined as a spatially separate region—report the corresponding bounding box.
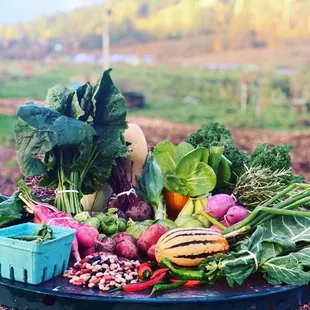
[63,252,140,291]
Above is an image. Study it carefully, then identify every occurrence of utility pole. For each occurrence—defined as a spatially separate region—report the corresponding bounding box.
[102,9,112,71]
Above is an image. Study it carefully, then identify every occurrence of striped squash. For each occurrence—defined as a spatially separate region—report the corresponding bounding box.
[155,228,229,267]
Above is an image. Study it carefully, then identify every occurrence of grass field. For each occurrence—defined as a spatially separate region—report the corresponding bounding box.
[0,115,16,147]
[0,61,309,131]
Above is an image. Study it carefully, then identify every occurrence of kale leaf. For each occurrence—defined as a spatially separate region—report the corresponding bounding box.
[250,143,292,171]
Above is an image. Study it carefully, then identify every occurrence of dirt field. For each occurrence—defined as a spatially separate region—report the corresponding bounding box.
[1,116,309,196]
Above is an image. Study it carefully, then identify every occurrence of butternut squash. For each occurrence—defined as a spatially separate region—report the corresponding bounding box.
[124,123,148,188]
[155,228,229,267]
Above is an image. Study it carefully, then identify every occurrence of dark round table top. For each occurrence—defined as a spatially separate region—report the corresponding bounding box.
[0,275,309,310]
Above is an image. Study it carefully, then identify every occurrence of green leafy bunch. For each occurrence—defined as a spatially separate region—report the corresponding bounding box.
[15,69,128,215]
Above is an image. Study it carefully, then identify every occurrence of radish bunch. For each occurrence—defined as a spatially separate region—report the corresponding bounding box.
[23,198,109,262]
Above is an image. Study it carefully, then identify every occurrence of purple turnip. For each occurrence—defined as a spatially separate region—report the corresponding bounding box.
[225,205,249,225]
[210,225,223,233]
[205,194,236,219]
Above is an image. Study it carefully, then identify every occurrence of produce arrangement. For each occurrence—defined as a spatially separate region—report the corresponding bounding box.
[1,69,310,297]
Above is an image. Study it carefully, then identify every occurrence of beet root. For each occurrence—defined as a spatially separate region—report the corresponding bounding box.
[96,237,116,253]
[137,224,169,254]
[147,244,156,261]
[115,239,140,259]
[113,232,136,244]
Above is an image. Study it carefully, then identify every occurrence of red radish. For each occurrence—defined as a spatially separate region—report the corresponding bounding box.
[205,194,236,219]
[113,232,136,244]
[225,205,249,225]
[80,245,95,257]
[116,240,140,259]
[137,224,169,253]
[147,244,156,260]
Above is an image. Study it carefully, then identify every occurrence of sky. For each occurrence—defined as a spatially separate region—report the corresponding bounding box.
[0,0,104,24]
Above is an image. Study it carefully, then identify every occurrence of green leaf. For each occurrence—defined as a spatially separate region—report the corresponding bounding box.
[208,146,224,175]
[45,85,71,115]
[15,103,95,176]
[183,162,216,197]
[93,69,127,136]
[261,247,310,286]
[154,141,177,174]
[175,147,215,197]
[0,191,23,228]
[261,216,310,243]
[175,147,209,177]
[164,170,187,196]
[217,157,231,188]
[71,82,94,121]
[140,152,164,202]
[175,142,194,165]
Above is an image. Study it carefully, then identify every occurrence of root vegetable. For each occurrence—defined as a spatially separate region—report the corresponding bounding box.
[96,237,116,253]
[147,244,156,260]
[205,194,236,219]
[116,239,140,259]
[225,205,249,225]
[113,232,136,244]
[137,224,169,254]
[126,201,153,221]
[210,225,223,233]
[19,196,111,262]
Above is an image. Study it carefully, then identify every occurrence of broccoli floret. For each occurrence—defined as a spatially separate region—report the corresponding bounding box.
[250,144,292,171]
[185,123,250,186]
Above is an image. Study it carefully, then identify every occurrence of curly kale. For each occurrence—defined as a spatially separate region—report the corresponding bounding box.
[185,123,250,186]
[250,144,292,171]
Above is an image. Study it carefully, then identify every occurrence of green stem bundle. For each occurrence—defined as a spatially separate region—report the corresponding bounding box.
[222,183,310,235]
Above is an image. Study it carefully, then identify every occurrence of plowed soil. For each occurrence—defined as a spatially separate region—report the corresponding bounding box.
[1,116,309,196]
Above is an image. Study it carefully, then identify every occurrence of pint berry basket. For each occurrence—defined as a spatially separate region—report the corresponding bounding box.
[0,223,75,285]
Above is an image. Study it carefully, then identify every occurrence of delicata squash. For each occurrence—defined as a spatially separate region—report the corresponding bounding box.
[155,228,229,267]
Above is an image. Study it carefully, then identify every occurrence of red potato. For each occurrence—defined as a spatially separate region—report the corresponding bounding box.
[147,244,156,261]
[137,224,169,254]
[116,239,140,259]
[113,232,136,244]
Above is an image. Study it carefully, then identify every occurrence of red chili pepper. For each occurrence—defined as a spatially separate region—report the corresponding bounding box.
[169,279,207,288]
[138,263,153,280]
[151,268,169,279]
[123,271,167,292]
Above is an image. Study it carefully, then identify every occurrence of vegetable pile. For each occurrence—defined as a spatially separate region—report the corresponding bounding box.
[1,68,310,297]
